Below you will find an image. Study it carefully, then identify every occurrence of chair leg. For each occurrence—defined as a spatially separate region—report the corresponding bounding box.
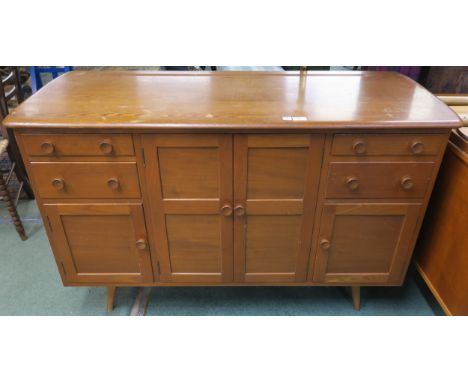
[107,286,117,312]
[351,286,361,311]
[6,131,35,199]
[0,171,27,240]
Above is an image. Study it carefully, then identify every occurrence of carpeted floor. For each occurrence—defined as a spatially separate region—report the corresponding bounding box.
[0,201,444,316]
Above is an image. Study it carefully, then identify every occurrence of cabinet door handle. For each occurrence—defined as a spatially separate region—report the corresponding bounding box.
[411,141,424,154]
[136,239,147,250]
[220,204,233,216]
[234,205,245,216]
[99,139,114,155]
[353,140,366,154]
[320,239,331,250]
[41,141,55,154]
[346,176,360,191]
[51,178,65,190]
[401,176,414,190]
[107,178,120,190]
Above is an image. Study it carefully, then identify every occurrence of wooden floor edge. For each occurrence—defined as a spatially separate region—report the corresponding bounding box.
[414,261,452,316]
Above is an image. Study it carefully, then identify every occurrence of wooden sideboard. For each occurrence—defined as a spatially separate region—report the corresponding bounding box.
[3,71,462,311]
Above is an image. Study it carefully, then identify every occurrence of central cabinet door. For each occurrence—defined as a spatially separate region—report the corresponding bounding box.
[142,134,233,282]
[233,134,324,282]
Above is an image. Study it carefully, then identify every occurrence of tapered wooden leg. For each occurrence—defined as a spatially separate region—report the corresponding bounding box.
[130,287,152,316]
[351,286,361,311]
[0,171,27,241]
[107,286,116,312]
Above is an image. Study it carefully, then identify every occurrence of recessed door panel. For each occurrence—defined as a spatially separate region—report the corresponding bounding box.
[245,215,302,274]
[166,214,223,273]
[247,148,309,199]
[158,147,220,198]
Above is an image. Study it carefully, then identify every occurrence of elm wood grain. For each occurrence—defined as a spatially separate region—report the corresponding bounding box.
[107,286,116,312]
[30,162,141,199]
[142,134,233,282]
[415,132,468,316]
[312,203,421,284]
[3,71,461,130]
[331,134,446,156]
[44,203,153,284]
[233,134,323,282]
[22,134,135,157]
[325,162,435,199]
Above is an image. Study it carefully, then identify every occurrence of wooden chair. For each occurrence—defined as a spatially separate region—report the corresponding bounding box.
[0,138,27,240]
[0,67,34,199]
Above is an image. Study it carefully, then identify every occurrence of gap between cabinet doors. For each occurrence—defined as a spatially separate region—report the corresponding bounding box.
[138,133,325,284]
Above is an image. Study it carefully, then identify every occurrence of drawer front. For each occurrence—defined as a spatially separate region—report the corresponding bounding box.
[331,134,446,156]
[31,162,141,199]
[22,134,135,156]
[326,162,435,199]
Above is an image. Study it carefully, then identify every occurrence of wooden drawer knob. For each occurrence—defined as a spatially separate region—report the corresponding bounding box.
[346,176,360,191]
[99,139,114,155]
[41,141,55,154]
[234,205,245,216]
[401,176,414,190]
[136,239,147,250]
[353,140,367,154]
[107,178,120,190]
[411,141,424,154]
[220,204,233,216]
[51,178,65,190]
[320,239,331,250]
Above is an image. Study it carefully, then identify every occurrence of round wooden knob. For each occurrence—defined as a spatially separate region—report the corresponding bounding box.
[41,141,55,154]
[411,141,424,154]
[320,239,331,250]
[234,205,245,216]
[51,178,65,190]
[220,204,233,216]
[401,176,414,190]
[99,140,114,155]
[136,239,147,250]
[107,178,120,190]
[353,140,366,154]
[346,176,360,191]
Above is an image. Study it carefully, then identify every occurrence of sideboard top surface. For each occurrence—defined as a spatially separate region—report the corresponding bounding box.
[4,70,462,130]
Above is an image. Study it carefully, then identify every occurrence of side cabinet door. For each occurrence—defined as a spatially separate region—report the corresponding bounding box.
[234,134,324,282]
[45,203,154,284]
[312,203,421,284]
[142,134,233,282]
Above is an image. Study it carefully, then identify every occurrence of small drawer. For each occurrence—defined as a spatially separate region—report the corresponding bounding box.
[22,134,135,157]
[326,162,435,199]
[331,134,446,156]
[30,162,141,199]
